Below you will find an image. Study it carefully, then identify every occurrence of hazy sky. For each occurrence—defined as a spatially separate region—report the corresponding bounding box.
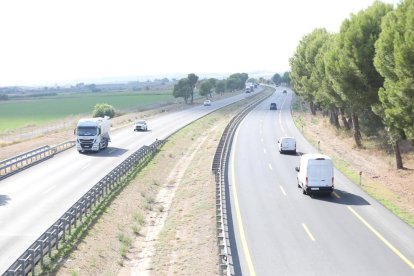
[0,0,401,86]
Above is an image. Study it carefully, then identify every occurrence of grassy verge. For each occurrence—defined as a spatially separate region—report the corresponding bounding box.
[54,88,273,275]
[291,94,414,227]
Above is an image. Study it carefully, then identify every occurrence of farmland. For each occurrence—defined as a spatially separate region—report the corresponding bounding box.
[0,91,175,132]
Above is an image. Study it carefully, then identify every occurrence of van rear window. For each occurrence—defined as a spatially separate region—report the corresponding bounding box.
[308,164,332,179]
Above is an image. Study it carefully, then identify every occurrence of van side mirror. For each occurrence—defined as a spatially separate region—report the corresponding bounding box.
[295,167,300,172]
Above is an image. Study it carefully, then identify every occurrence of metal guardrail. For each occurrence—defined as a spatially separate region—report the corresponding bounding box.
[213,94,271,275]
[0,141,75,181]
[3,139,164,276]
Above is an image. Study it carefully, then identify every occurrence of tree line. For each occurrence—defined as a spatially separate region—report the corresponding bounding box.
[173,73,249,104]
[271,72,291,86]
[289,0,414,169]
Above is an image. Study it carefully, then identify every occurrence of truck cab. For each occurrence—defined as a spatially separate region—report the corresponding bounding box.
[75,117,111,153]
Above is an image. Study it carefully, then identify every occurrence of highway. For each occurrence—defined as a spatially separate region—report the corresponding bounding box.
[0,89,263,273]
[228,87,414,275]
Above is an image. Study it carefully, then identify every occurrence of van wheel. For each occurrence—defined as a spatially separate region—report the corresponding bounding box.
[302,187,307,195]
[297,180,301,188]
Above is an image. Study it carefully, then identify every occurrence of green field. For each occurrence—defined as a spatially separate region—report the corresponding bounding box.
[0,91,175,131]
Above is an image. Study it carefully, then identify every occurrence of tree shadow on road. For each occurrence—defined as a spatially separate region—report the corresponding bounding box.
[310,189,370,206]
[0,194,11,206]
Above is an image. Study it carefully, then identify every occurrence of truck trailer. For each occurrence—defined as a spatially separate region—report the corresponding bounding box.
[75,117,111,153]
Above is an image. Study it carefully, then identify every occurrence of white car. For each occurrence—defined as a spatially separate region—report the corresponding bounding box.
[278,136,296,154]
[203,100,211,106]
[134,120,148,131]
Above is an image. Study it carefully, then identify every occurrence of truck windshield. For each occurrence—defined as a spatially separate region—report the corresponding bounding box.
[77,126,97,136]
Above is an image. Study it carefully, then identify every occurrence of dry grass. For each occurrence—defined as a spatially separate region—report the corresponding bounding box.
[52,89,272,275]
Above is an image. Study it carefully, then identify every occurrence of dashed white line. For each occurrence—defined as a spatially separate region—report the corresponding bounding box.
[302,223,316,241]
[268,163,273,170]
[280,186,287,196]
[263,148,267,154]
[42,185,57,195]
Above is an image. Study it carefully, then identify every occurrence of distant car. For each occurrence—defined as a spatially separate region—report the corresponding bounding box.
[134,120,148,131]
[278,136,296,154]
[270,103,277,110]
[245,88,251,93]
[203,100,211,106]
[283,90,287,93]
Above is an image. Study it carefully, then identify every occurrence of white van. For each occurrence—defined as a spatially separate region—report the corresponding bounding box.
[278,137,296,154]
[295,154,334,195]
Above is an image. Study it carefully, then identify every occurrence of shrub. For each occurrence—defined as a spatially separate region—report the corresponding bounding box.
[92,103,115,118]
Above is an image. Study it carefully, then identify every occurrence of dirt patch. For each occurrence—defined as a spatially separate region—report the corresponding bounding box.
[293,104,414,225]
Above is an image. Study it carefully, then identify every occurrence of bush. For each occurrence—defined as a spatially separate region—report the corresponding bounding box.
[92,103,115,118]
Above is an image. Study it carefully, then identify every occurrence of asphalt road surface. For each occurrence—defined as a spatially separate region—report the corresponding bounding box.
[0,88,263,273]
[228,87,414,275]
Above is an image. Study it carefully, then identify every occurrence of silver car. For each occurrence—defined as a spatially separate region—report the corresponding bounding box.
[134,120,148,131]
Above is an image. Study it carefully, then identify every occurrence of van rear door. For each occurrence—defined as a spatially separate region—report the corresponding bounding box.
[307,160,333,187]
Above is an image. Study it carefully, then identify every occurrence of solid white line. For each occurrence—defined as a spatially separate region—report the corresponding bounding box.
[280,185,287,196]
[268,163,273,170]
[278,92,289,136]
[42,185,57,195]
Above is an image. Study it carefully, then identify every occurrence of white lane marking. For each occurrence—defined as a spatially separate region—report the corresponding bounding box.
[302,223,316,241]
[280,185,287,196]
[278,92,289,136]
[261,138,264,143]
[268,163,273,171]
[348,206,414,270]
[42,185,57,195]
[263,148,267,154]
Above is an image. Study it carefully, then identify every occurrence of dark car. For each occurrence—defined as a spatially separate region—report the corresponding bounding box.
[283,90,287,93]
[270,103,277,110]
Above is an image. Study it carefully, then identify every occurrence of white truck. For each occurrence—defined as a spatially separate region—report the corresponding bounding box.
[295,154,334,195]
[74,117,111,153]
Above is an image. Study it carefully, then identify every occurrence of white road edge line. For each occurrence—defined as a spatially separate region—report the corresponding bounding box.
[42,185,57,195]
[278,93,289,136]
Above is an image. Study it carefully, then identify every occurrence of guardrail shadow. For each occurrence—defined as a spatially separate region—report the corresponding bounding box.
[310,188,370,206]
[81,147,128,157]
[0,194,11,206]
